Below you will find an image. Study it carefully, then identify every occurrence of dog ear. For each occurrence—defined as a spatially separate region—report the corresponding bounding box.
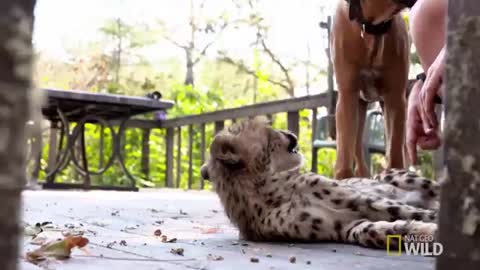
[348,0,362,21]
[210,134,244,170]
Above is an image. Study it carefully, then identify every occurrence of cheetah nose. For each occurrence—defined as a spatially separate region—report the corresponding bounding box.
[201,165,210,180]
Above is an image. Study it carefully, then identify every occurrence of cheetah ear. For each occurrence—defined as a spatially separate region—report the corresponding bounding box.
[210,134,244,170]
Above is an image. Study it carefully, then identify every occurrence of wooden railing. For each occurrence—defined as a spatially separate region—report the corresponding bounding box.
[124,92,336,189]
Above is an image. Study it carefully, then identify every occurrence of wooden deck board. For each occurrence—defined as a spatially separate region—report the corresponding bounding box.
[20,189,435,270]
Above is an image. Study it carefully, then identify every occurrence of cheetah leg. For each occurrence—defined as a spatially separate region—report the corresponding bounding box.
[356,195,437,222]
[344,219,437,250]
[375,170,440,196]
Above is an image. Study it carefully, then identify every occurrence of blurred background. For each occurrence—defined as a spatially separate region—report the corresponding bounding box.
[31,0,431,189]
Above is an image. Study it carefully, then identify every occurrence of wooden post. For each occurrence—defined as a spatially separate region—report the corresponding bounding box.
[437,1,480,269]
[0,1,36,269]
[287,111,299,136]
[199,123,206,189]
[311,108,318,172]
[98,125,104,182]
[141,129,150,180]
[187,125,194,189]
[176,127,182,188]
[46,123,58,183]
[165,127,174,187]
[214,120,224,134]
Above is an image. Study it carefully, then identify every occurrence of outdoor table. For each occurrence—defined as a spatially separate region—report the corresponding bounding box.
[36,88,174,191]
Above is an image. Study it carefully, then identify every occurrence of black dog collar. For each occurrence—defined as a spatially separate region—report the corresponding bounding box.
[346,0,418,36]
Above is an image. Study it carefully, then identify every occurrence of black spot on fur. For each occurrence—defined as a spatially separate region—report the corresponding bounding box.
[384,175,393,182]
[312,218,323,225]
[271,178,278,183]
[275,210,281,218]
[391,181,399,187]
[428,190,437,197]
[313,192,323,200]
[331,199,343,205]
[406,178,415,184]
[366,239,376,247]
[312,224,320,231]
[429,213,436,221]
[279,218,285,226]
[411,212,423,221]
[387,206,400,218]
[334,220,343,232]
[376,239,385,247]
[292,183,297,190]
[385,229,394,235]
[323,189,331,195]
[332,182,339,187]
[266,199,273,205]
[362,223,374,233]
[294,225,300,234]
[421,179,431,189]
[347,201,359,211]
[267,219,272,226]
[369,230,378,238]
[310,179,319,187]
[299,212,311,222]
[257,207,263,217]
[309,232,317,240]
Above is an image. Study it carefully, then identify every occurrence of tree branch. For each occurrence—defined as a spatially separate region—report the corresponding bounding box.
[260,39,295,95]
[218,55,292,94]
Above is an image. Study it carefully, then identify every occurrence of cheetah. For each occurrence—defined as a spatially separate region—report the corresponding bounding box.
[200,117,440,251]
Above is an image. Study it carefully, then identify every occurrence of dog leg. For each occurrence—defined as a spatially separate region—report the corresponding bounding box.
[335,90,359,179]
[355,100,369,177]
[383,93,407,169]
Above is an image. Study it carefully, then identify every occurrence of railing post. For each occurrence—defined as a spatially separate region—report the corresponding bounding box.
[46,123,58,184]
[141,128,150,180]
[98,125,104,182]
[214,120,224,134]
[176,127,182,188]
[311,108,318,172]
[437,1,480,269]
[200,123,206,189]
[165,127,174,187]
[187,125,194,189]
[287,111,299,136]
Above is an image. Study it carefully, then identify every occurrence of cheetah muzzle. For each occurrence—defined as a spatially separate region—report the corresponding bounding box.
[201,117,439,253]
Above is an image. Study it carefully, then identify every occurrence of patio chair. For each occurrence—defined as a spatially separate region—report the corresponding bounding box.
[312,110,386,173]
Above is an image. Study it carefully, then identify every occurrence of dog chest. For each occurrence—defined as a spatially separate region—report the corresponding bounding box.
[358,69,383,102]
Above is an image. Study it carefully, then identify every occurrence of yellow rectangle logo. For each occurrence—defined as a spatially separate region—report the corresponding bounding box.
[386,235,402,256]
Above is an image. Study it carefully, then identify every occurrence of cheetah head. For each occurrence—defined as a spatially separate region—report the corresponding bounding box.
[200,117,303,182]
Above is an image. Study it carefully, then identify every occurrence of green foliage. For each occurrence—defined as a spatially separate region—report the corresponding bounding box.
[32,5,436,190]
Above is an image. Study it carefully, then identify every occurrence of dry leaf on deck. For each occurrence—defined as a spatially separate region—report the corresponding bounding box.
[26,236,89,263]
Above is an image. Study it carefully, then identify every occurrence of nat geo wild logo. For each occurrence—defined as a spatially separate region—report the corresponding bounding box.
[387,234,443,256]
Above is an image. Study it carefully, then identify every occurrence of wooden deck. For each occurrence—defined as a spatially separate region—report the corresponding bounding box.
[20,190,435,270]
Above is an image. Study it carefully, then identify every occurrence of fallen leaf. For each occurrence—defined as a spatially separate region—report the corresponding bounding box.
[179,209,188,215]
[289,256,296,263]
[154,220,164,225]
[154,229,162,236]
[306,260,311,265]
[170,248,184,256]
[207,254,224,261]
[26,236,89,263]
[106,241,116,248]
[167,238,177,243]
[266,253,272,258]
[250,257,259,263]
[119,240,127,246]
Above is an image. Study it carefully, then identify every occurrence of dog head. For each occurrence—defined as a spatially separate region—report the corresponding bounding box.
[347,0,415,25]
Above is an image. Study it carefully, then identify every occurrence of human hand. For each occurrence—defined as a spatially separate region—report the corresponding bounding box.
[407,80,442,165]
[419,47,445,133]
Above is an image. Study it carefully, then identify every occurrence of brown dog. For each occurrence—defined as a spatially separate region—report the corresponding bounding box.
[332,0,415,179]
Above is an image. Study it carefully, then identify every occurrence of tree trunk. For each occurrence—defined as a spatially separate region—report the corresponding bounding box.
[437,0,480,269]
[0,1,36,269]
[184,48,194,86]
